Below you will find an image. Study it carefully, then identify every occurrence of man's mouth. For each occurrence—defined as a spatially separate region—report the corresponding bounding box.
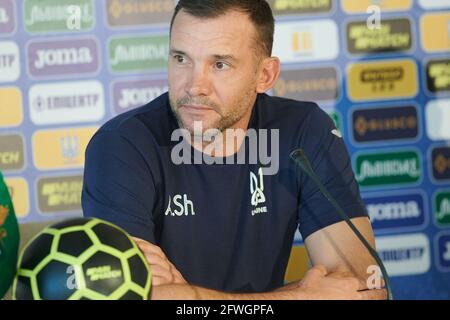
[180,104,214,111]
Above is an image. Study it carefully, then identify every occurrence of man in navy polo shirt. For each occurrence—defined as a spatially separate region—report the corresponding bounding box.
[82,0,386,299]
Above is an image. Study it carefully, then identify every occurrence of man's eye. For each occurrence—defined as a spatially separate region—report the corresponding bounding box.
[215,61,230,70]
[174,55,186,64]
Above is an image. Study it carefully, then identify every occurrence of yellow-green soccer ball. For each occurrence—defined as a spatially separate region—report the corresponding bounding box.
[12,218,151,300]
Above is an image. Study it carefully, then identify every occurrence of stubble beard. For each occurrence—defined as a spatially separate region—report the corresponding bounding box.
[168,88,256,139]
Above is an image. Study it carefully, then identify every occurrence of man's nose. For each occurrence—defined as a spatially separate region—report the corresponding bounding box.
[185,65,212,97]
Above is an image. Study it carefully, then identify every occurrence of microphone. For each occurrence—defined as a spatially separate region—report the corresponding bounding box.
[289,148,393,300]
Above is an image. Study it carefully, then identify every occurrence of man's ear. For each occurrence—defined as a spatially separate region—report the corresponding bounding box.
[256,57,281,93]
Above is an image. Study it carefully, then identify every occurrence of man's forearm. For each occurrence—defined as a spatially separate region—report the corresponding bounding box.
[150,284,300,300]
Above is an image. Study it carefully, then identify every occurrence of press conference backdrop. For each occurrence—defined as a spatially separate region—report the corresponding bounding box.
[0,0,449,299]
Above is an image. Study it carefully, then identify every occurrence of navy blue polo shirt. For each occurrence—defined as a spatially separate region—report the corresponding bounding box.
[82,92,368,293]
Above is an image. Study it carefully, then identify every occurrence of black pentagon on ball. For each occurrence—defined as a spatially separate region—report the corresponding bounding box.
[36,260,77,300]
[20,233,53,270]
[14,275,34,300]
[119,290,143,300]
[127,254,149,288]
[58,230,93,257]
[92,222,133,252]
[51,218,94,230]
[82,251,124,297]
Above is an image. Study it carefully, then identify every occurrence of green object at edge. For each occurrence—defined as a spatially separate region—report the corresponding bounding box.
[0,171,20,299]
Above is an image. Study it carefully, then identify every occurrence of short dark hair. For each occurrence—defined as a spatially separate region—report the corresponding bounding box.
[170,0,275,57]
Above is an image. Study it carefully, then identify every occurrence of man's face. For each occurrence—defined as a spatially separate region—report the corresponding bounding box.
[169,9,262,135]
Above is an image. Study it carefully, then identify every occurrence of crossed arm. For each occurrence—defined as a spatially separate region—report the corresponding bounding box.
[134,217,387,300]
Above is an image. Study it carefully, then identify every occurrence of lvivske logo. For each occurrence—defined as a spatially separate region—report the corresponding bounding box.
[341,0,412,14]
[376,233,430,276]
[267,0,332,15]
[107,0,175,27]
[273,20,339,63]
[37,175,82,214]
[0,41,19,83]
[164,194,196,217]
[421,13,450,53]
[431,146,450,182]
[355,150,421,188]
[112,78,168,115]
[273,67,338,102]
[363,192,426,232]
[33,127,97,171]
[0,87,22,127]
[250,168,268,216]
[29,81,105,125]
[435,190,450,227]
[426,59,450,94]
[347,59,418,101]
[27,38,99,78]
[4,177,29,218]
[426,99,450,141]
[0,0,15,34]
[109,35,169,73]
[346,18,412,55]
[23,0,94,33]
[352,105,418,144]
[0,134,24,172]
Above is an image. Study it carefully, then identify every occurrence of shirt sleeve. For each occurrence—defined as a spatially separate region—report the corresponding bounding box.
[82,130,157,243]
[297,104,368,240]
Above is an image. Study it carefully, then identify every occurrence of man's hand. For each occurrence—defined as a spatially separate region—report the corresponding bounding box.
[286,265,387,300]
[151,265,387,300]
[133,237,187,286]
